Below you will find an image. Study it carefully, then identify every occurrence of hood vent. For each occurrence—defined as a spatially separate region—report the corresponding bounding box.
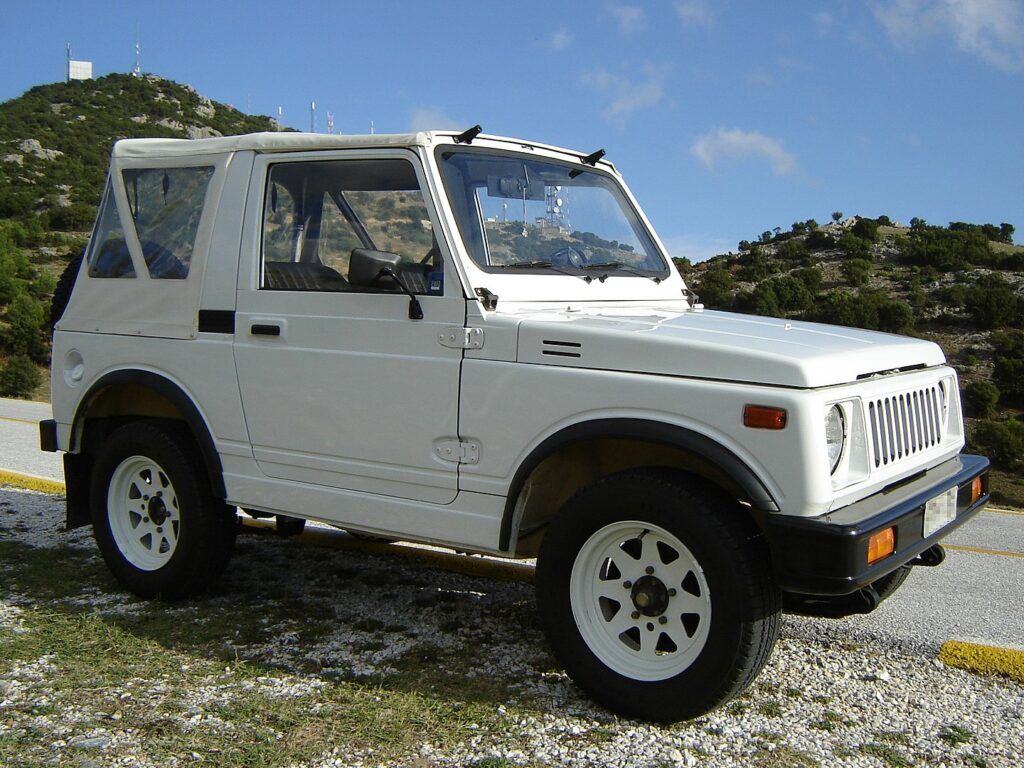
[542,339,583,359]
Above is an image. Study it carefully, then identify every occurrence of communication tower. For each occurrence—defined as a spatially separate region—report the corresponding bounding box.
[310,100,316,133]
[546,185,568,231]
[326,111,335,134]
[65,43,93,82]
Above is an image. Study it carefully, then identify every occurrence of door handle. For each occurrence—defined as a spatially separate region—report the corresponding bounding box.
[250,323,281,336]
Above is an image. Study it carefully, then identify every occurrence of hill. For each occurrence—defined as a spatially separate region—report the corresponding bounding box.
[0,73,282,229]
[679,216,1024,505]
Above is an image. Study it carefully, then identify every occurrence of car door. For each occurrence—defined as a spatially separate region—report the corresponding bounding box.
[233,150,466,505]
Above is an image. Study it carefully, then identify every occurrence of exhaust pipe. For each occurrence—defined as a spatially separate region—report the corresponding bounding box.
[910,544,945,568]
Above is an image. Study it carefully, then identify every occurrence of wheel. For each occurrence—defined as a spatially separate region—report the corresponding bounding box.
[783,564,912,618]
[536,470,781,722]
[275,514,306,536]
[90,421,236,599]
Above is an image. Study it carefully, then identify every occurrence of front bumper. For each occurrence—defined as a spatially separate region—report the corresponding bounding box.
[762,453,989,595]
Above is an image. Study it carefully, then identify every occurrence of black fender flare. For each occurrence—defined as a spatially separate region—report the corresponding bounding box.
[72,370,227,499]
[498,418,778,551]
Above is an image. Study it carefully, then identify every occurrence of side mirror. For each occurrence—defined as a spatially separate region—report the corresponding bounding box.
[349,248,401,288]
[348,248,424,320]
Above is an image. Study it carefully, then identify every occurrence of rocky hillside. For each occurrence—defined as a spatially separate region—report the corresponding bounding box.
[680,216,1024,505]
[0,73,282,228]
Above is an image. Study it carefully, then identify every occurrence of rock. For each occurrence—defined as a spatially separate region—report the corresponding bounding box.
[67,735,111,749]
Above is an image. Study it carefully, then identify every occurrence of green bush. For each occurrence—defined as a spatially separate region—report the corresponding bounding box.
[992,331,1024,400]
[851,218,879,242]
[2,293,48,363]
[965,273,1022,329]
[841,258,872,287]
[971,419,1024,469]
[0,354,41,398]
[693,267,735,309]
[964,381,1000,418]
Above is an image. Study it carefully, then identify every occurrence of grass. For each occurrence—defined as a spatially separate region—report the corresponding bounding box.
[939,724,974,746]
[859,743,912,767]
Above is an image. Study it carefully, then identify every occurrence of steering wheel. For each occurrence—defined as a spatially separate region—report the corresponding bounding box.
[548,246,586,269]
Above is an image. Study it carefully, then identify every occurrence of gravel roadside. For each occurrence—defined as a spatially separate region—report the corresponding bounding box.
[1,487,1022,767]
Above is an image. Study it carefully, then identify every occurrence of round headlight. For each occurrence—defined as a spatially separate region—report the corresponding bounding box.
[825,405,846,473]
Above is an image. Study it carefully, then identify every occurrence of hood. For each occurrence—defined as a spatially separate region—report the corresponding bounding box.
[514,306,946,388]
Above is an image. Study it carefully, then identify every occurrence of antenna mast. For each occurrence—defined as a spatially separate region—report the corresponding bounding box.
[132,24,141,77]
[310,100,316,133]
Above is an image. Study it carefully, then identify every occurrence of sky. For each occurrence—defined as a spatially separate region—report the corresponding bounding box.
[1,0,1022,262]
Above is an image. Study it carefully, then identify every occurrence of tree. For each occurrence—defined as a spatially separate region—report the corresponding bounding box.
[971,419,1024,469]
[964,381,999,418]
[841,258,872,287]
[0,355,41,398]
[831,211,843,223]
[693,267,735,309]
[999,222,1015,244]
[851,217,879,242]
[2,293,48,363]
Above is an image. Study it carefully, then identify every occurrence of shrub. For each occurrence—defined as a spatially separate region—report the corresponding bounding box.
[851,217,879,242]
[965,273,1022,330]
[0,355,42,398]
[964,381,1000,418]
[841,258,872,287]
[971,419,1024,469]
[693,267,735,309]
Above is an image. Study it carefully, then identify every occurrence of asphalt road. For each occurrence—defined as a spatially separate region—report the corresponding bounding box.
[1,397,1021,653]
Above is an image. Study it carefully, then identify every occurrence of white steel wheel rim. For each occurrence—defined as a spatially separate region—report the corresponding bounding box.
[569,520,712,681]
[107,456,181,571]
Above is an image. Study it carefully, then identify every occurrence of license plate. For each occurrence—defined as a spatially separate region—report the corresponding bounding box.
[923,487,957,538]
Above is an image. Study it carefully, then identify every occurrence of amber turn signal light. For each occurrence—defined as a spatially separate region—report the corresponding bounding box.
[743,405,787,430]
[971,476,983,504]
[867,528,895,565]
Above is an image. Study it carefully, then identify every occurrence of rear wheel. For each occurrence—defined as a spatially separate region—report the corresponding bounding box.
[91,421,236,599]
[536,470,781,722]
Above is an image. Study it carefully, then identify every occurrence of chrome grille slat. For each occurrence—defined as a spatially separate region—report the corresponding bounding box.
[869,383,946,468]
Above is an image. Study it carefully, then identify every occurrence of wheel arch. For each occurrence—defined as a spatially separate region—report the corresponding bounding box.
[499,418,778,555]
[71,370,226,499]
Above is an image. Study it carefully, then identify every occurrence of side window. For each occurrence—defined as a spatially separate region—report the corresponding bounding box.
[261,159,442,294]
[122,166,214,279]
[87,179,135,278]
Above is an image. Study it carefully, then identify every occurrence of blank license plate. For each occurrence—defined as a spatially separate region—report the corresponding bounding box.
[923,487,957,538]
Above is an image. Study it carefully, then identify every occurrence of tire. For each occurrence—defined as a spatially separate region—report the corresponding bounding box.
[90,420,236,599]
[783,565,912,618]
[536,470,782,722]
[275,514,307,536]
[50,250,84,332]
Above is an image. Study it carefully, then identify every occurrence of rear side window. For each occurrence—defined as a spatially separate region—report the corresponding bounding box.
[121,166,214,279]
[87,179,134,278]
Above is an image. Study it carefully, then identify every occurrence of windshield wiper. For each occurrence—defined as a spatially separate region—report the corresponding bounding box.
[580,261,664,283]
[496,261,584,278]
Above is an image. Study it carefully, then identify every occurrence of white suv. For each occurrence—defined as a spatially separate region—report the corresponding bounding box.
[41,128,989,721]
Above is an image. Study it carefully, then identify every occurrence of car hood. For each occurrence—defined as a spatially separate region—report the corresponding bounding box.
[513,306,946,388]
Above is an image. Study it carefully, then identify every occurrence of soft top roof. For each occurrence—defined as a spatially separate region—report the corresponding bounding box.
[112,131,434,158]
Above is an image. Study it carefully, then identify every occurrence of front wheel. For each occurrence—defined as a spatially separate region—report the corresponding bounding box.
[536,470,781,722]
[91,421,236,599]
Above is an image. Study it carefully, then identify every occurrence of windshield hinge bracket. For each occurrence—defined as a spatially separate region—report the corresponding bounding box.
[439,327,484,350]
[475,287,499,311]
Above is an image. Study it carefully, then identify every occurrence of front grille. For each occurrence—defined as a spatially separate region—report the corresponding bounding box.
[868,384,946,468]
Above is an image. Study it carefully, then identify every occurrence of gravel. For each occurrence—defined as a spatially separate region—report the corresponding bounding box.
[1,486,1022,767]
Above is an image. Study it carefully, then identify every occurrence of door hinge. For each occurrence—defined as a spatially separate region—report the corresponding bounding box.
[438,327,484,350]
[434,439,481,465]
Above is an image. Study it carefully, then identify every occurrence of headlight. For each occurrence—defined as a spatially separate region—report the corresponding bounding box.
[825,405,846,474]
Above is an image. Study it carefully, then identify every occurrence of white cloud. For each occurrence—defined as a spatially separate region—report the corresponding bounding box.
[871,0,1024,73]
[674,0,715,28]
[548,29,572,51]
[608,4,646,34]
[582,63,666,121]
[813,10,834,36]
[690,127,799,177]
[408,107,462,132]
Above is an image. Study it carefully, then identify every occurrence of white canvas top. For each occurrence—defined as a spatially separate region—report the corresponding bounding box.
[112,131,436,158]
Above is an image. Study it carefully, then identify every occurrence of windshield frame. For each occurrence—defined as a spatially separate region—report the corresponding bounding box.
[433,145,671,280]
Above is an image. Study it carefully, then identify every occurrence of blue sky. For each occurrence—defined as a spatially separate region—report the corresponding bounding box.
[2,1,1022,261]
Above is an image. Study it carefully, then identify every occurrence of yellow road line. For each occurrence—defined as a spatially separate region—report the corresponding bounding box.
[986,506,1024,517]
[939,640,1024,685]
[945,544,1024,560]
[0,415,41,426]
[0,469,66,495]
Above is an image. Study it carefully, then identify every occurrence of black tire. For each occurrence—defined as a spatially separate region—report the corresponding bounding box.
[275,514,307,536]
[50,250,84,332]
[536,470,781,722]
[90,420,236,599]
[783,565,912,618]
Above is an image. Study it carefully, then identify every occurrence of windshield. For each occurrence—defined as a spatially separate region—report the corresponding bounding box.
[436,148,669,277]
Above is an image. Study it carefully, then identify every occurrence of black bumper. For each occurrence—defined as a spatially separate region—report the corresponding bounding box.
[40,419,58,453]
[762,453,989,596]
